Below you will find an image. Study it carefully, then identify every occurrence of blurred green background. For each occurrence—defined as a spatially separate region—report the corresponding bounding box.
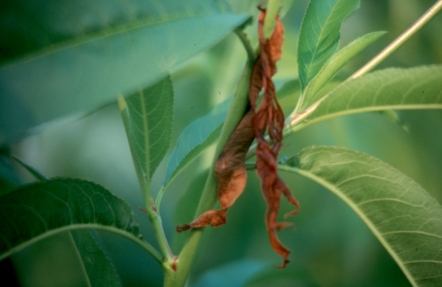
[1,0,441,286]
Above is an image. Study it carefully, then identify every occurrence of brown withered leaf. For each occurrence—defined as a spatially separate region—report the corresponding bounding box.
[267,12,284,63]
[176,112,255,232]
[177,8,299,268]
[250,8,300,268]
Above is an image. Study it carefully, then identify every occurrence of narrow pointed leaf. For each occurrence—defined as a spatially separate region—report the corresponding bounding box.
[280,146,442,287]
[298,0,360,89]
[295,66,442,130]
[119,76,173,188]
[164,100,229,185]
[155,100,231,211]
[302,31,386,106]
[0,0,248,142]
[0,179,160,262]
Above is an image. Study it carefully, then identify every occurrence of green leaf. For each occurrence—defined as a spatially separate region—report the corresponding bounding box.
[70,231,122,287]
[119,76,174,190]
[295,66,442,130]
[7,159,122,286]
[280,146,442,287]
[0,178,160,263]
[0,1,248,143]
[164,100,229,185]
[298,0,360,89]
[156,104,227,210]
[302,31,386,107]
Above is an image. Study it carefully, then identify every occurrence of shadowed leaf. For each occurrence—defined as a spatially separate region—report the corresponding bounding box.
[0,1,248,142]
[6,158,123,286]
[70,231,122,287]
[0,179,160,262]
[119,76,173,190]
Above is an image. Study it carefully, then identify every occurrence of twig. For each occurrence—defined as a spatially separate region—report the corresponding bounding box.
[351,0,442,79]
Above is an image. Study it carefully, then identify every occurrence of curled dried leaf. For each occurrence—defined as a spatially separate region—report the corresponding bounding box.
[177,8,299,268]
[176,112,255,232]
[251,8,300,268]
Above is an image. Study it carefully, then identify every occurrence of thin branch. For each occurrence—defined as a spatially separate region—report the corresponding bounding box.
[351,0,442,79]
[144,193,175,269]
[235,29,257,61]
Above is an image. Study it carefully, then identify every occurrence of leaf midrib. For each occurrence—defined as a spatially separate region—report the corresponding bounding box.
[302,0,340,78]
[278,164,418,287]
[140,90,150,181]
[293,103,442,132]
[0,223,161,264]
[68,232,93,287]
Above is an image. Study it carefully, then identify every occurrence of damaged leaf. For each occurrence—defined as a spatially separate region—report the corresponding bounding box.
[250,9,300,268]
[177,9,299,268]
[176,111,255,232]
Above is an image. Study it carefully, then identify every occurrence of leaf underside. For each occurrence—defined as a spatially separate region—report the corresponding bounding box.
[300,65,442,128]
[282,146,442,287]
[0,0,248,143]
[70,231,122,287]
[302,31,386,107]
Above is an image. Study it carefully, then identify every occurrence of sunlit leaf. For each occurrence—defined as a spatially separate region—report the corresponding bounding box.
[294,66,442,131]
[298,0,360,89]
[302,31,386,107]
[281,146,442,287]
